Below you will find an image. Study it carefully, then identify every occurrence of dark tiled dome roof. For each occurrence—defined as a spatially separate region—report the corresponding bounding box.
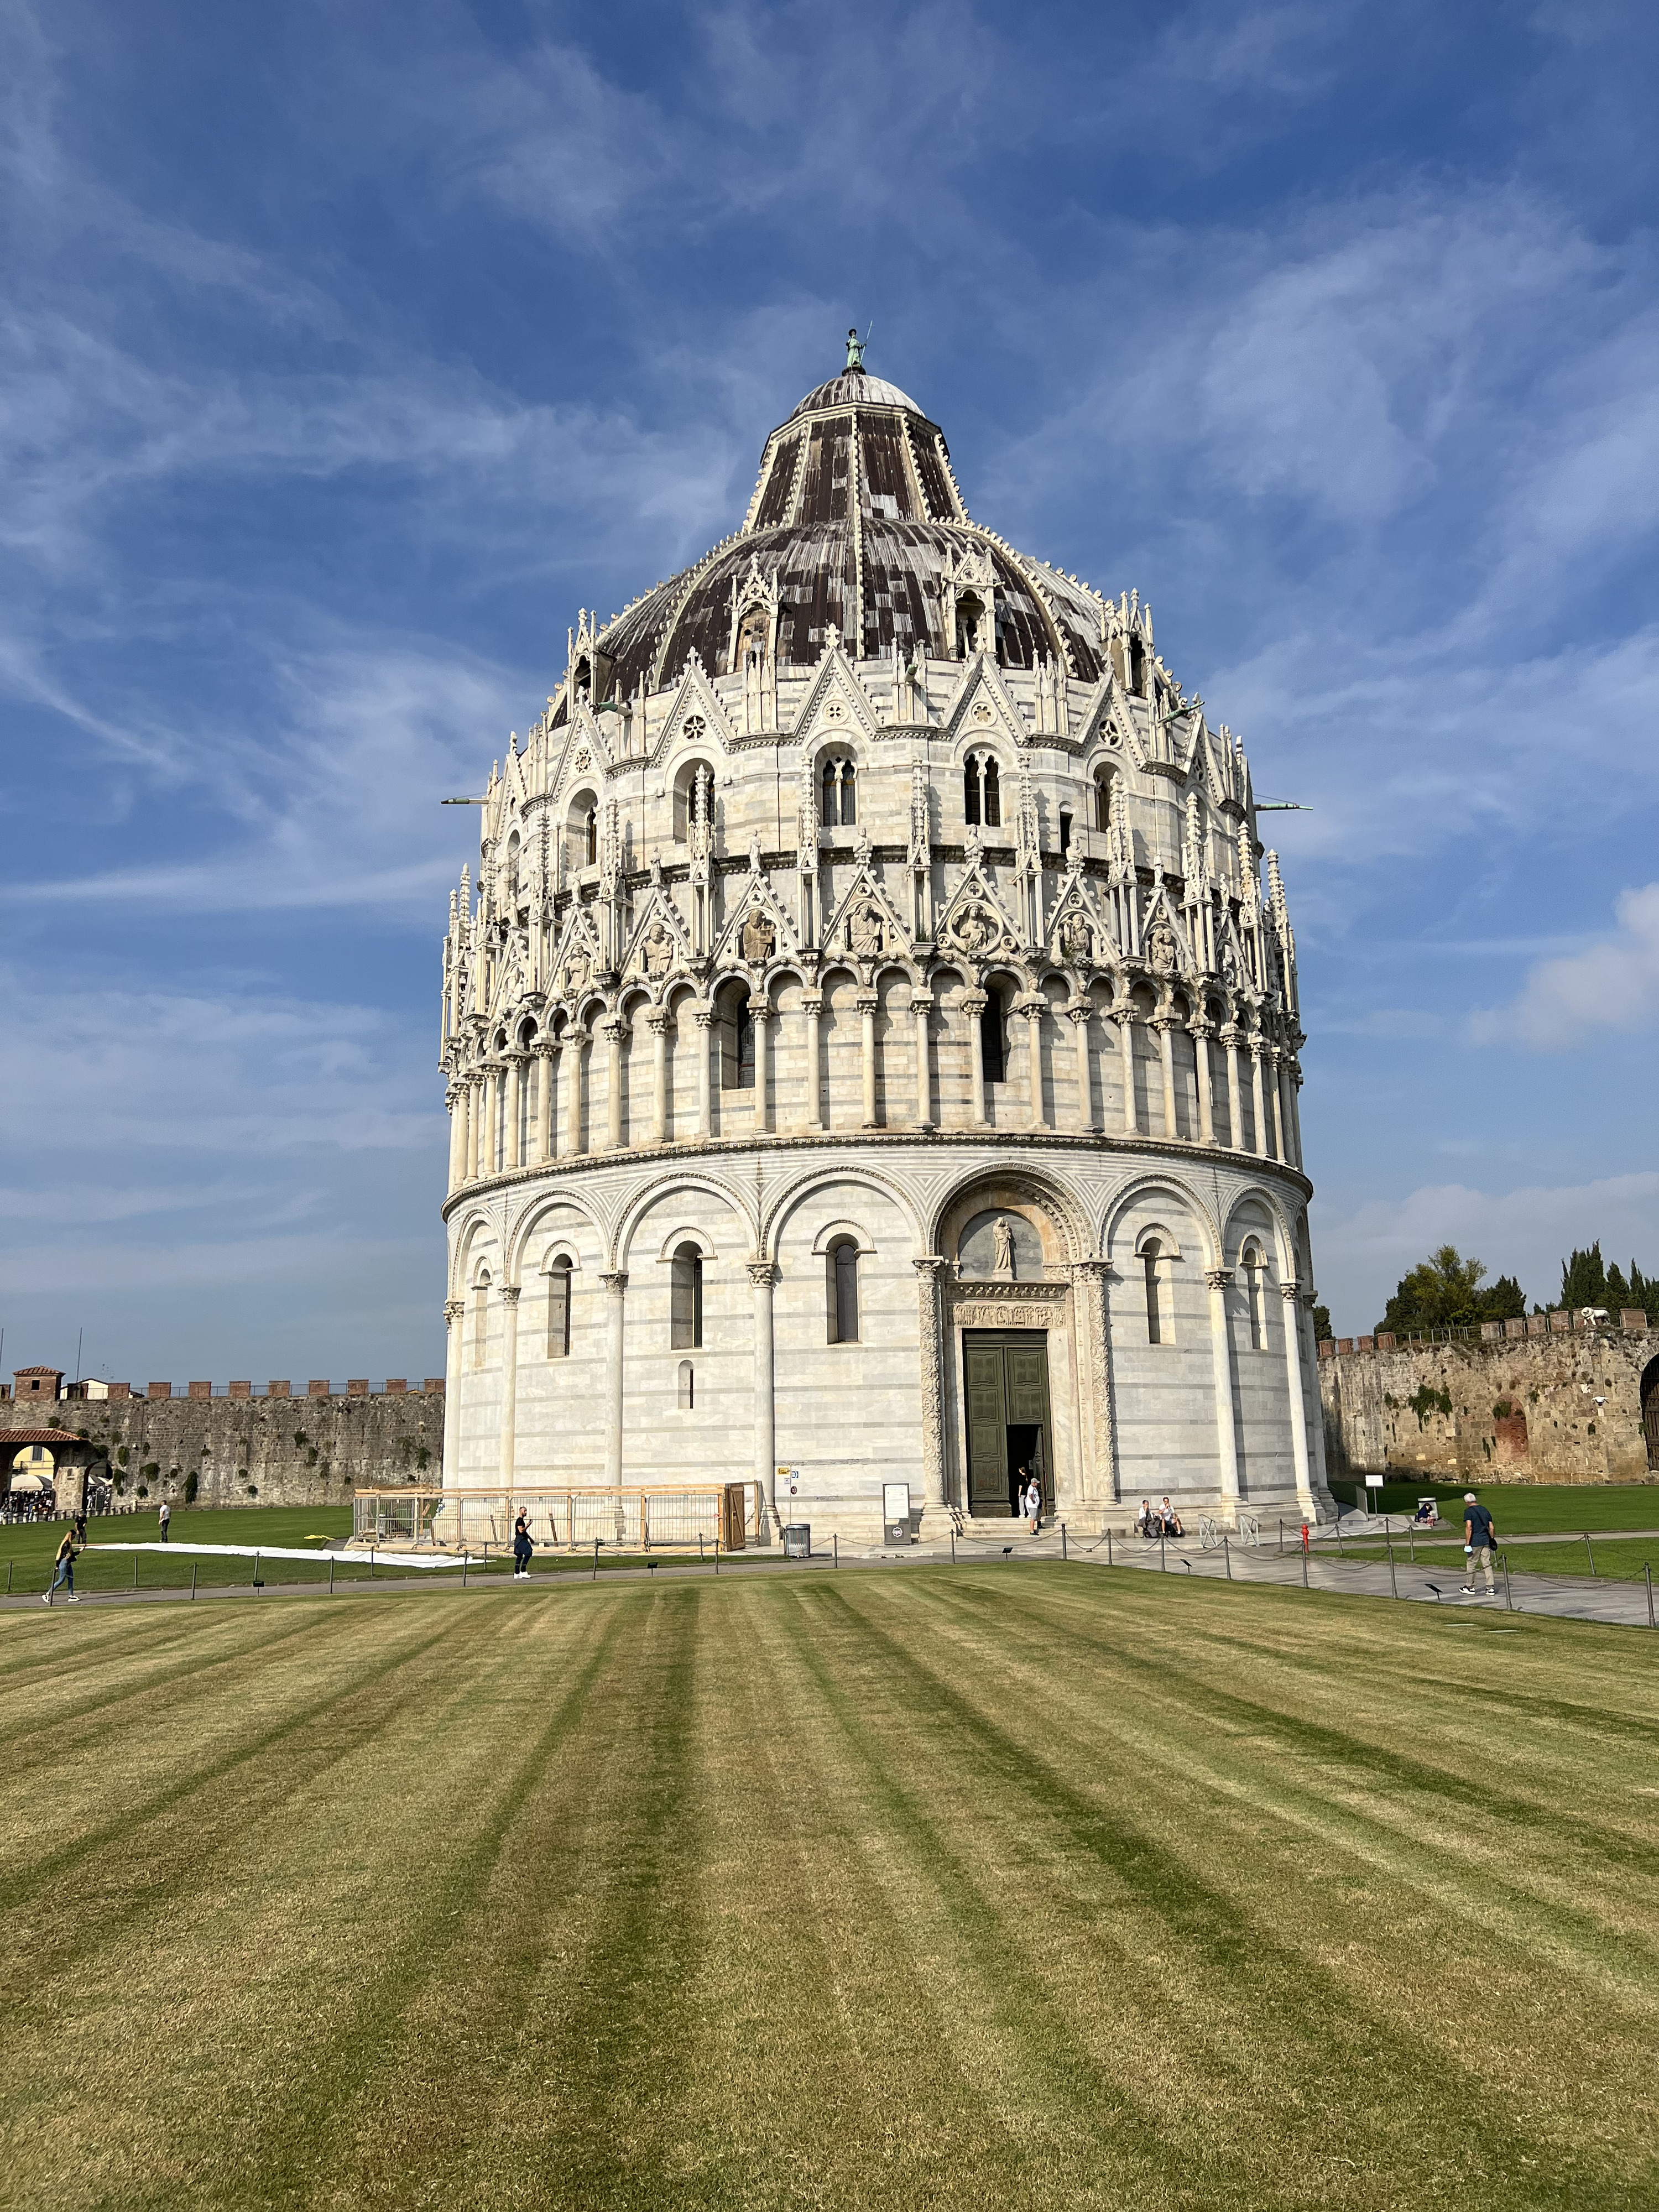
[563,364,1108,716]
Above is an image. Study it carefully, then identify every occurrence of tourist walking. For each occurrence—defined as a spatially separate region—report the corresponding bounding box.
[158,1499,171,1542]
[44,1527,80,1603]
[1024,1474,1042,1536]
[1461,1493,1498,1596]
[512,1512,534,1582]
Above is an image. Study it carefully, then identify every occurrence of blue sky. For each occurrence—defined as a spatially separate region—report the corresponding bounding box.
[4,0,1658,1382]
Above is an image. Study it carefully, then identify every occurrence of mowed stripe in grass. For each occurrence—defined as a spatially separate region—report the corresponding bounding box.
[1,1569,1656,2211]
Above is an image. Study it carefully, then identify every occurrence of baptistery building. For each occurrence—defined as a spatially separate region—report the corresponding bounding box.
[438,344,1330,1538]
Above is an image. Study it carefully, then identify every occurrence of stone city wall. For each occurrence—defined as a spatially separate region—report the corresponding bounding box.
[1319,1317,1659,1486]
[0,1381,446,1511]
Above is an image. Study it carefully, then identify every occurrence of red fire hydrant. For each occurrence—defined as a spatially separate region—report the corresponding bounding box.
[1300,1521,1311,1553]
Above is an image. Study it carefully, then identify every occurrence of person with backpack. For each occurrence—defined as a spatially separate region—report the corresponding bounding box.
[512,1511,534,1582]
[1461,1491,1498,1597]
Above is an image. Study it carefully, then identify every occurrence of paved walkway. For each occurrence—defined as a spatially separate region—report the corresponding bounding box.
[7,1527,1657,1630]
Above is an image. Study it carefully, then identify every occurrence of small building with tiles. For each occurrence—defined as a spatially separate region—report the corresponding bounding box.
[436,341,1333,1540]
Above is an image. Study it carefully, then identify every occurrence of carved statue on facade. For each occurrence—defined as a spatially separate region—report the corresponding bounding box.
[1057,910,1094,967]
[562,950,591,998]
[947,899,999,956]
[1147,915,1179,976]
[641,922,675,979]
[740,908,776,964]
[847,901,886,958]
[992,1217,1016,1279]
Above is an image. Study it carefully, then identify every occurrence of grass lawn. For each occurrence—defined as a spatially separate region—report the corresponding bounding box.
[1336,1478,1659,1531]
[0,1505,757,1597]
[1343,1533,1659,1585]
[1331,1477,1659,1530]
[3,1569,1657,2210]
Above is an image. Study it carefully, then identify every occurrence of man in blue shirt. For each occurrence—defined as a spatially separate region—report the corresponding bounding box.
[1461,1492,1498,1596]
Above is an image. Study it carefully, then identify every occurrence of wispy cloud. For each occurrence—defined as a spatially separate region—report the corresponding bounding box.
[1470,884,1659,1050]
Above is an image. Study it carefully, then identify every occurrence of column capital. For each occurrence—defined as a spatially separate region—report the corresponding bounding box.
[691,1007,716,1032]
[566,1023,591,1047]
[1279,1278,1302,1302]
[747,993,770,1015]
[1188,1016,1215,1041]
[1204,1267,1234,1291]
[961,988,988,1015]
[599,1270,629,1296]
[444,1298,466,1323]
[1065,998,1092,1024]
[645,1007,670,1035]
[912,1254,950,1279]
[1070,1258,1113,1283]
[854,989,879,1013]
[747,1260,779,1289]
[909,991,935,1013]
[1011,994,1046,1021]
[499,1284,521,1306]
[531,1035,557,1059]
[801,991,823,1014]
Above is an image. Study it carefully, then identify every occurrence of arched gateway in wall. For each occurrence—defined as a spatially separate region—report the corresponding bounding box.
[436,345,1332,1539]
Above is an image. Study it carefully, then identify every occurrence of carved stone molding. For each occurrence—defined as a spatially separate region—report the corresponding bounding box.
[443,1298,465,1324]
[747,1261,779,1290]
[1204,1268,1234,1291]
[499,1285,520,1306]
[599,1270,629,1297]
[950,1300,1058,1330]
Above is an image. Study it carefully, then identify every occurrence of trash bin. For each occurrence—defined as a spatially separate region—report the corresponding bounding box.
[782,1523,811,1559]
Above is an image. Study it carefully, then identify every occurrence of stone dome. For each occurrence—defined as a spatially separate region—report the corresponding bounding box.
[566,359,1111,717]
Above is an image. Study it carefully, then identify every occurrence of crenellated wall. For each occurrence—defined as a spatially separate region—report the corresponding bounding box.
[1318,1326,1659,1486]
[0,1387,446,1511]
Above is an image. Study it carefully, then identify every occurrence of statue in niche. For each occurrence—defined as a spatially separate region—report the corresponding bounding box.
[562,950,591,998]
[847,901,886,958]
[740,908,776,964]
[1147,915,1179,977]
[992,1217,1016,1279]
[1057,910,1094,967]
[1220,936,1240,985]
[948,900,998,956]
[641,922,675,979]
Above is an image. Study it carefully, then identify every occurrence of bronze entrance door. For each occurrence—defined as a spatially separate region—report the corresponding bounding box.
[963,1331,1053,1515]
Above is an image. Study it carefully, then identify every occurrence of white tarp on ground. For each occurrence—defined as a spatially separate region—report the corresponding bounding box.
[89,1543,470,1569]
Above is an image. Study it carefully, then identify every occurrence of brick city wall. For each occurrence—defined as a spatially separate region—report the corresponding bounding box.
[1319,1318,1659,1486]
[0,1382,446,1510]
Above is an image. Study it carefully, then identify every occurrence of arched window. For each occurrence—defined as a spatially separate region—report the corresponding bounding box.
[1129,634,1147,695]
[1241,1243,1266,1352]
[677,1359,695,1410]
[827,1238,860,1344]
[472,1272,492,1368]
[980,983,1006,1084]
[820,755,856,827]
[670,1243,703,1349]
[956,590,985,658]
[964,752,1002,829]
[506,830,521,907]
[583,806,597,867]
[734,999,755,1090]
[1058,808,1072,862]
[674,761,716,843]
[546,1255,572,1359]
[1094,770,1113,832]
[1142,1240,1168,1345]
[736,606,769,674]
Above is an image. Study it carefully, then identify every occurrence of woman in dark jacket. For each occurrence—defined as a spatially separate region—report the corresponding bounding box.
[512,1512,534,1582]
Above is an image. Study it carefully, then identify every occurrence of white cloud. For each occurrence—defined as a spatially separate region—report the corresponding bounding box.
[1469,884,1659,1050]
[1312,1168,1659,1331]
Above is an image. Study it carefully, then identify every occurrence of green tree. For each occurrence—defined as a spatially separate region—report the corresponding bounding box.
[1600,1258,1659,1323]
[1560,1242,1608,1310]
[1376,1246,1527,1337]
[1312,1303,1333,1342]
